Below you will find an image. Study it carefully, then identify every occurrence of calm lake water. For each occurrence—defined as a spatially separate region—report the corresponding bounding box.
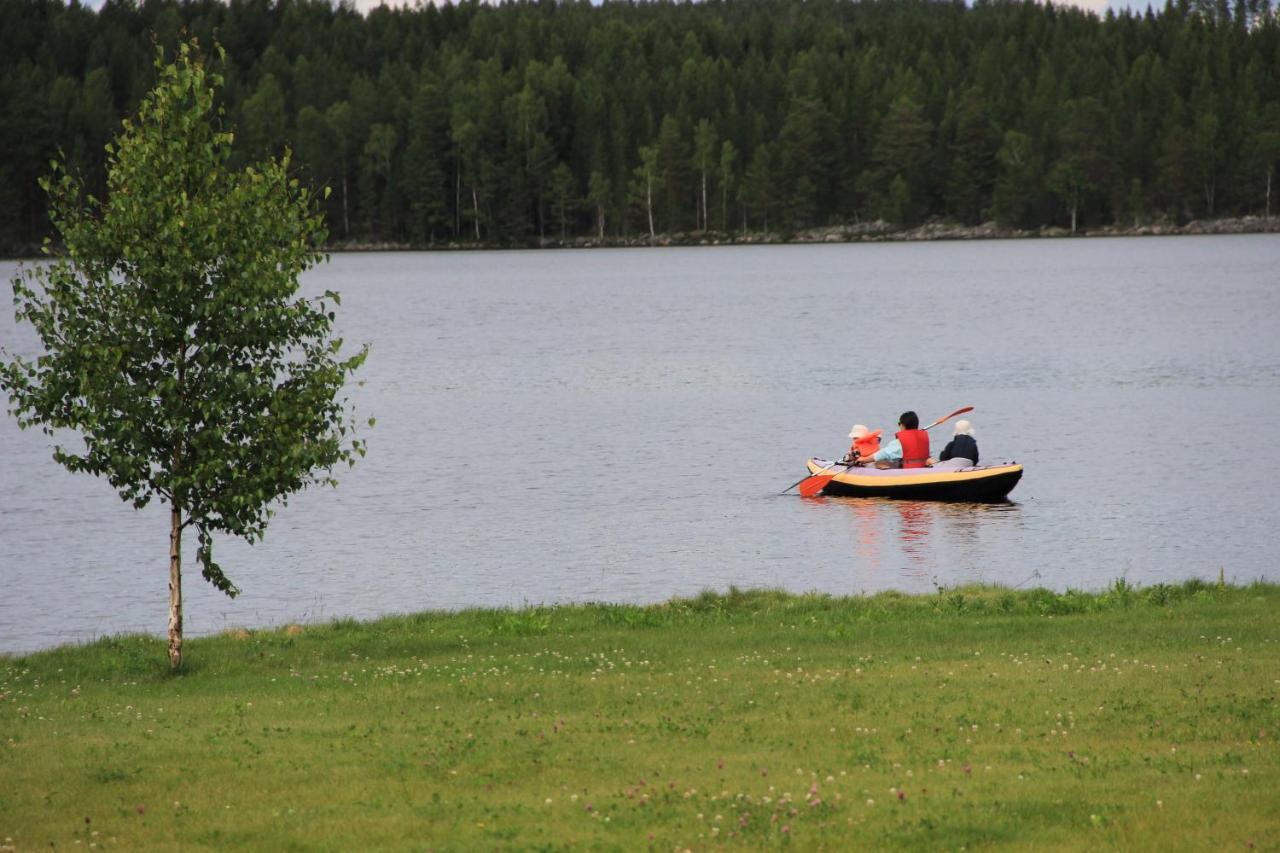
[2,235,1279,653]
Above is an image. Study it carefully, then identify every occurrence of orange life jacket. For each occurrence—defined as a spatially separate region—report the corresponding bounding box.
[849,429,882,459]
[897,429,930,469]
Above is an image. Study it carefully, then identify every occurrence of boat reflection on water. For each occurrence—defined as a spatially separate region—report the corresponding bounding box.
[799,495,1023,588]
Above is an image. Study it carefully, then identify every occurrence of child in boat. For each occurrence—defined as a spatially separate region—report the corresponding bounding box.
[937,419,979,467]
[841,424,882,464]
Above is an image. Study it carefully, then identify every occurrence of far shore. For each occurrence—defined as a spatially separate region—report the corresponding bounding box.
[4,215,1275,261]
[330,213,1280,252]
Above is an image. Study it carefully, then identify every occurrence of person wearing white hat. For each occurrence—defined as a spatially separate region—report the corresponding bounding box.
[841,424,882,464]
[936,419,978,467]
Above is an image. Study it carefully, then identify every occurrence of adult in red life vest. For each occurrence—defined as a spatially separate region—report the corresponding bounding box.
[840,424,882,464]
[856,411,931,469]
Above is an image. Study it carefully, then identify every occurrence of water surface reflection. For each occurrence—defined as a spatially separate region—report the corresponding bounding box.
[800,496,1025,588]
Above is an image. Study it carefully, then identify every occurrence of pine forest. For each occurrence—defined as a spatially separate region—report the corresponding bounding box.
[2,0,1278,253]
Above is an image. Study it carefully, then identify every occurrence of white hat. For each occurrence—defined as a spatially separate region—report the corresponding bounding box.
[848,424,869,439]
[953,419,975,437]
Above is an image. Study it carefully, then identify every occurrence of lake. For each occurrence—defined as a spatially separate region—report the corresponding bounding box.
[2,235,1278,653]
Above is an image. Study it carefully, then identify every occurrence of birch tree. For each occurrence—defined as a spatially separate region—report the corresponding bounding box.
[0,41,368,670]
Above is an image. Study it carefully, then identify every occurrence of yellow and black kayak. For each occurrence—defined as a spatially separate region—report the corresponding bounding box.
[804,458,1023,502]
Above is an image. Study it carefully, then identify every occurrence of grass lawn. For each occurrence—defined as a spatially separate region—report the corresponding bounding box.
[2,581,1277,850]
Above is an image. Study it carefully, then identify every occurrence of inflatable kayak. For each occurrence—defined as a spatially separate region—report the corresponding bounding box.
[804,458,1023,502]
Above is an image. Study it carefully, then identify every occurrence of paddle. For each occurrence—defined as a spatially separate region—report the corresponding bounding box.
[922,405,973,432]
[779,468,828,496]
[785,406,975,497]
[797,461,844,497]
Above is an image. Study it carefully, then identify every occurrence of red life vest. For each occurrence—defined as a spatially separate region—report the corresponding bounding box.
[897,429,930,469]
[849,429,882,459]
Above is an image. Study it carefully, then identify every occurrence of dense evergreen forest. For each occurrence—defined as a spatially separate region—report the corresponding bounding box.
[2,0,1279,252]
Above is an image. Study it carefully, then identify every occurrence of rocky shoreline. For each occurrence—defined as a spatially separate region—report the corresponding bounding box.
[330,214,1279,252]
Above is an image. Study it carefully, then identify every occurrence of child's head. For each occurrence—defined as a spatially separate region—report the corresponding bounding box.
[898,411,919,430]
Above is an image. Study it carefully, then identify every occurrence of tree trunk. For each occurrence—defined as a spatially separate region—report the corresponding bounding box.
[1070,203,1077,235]
[597,204,604,239]
[167,503,183,671]
[455,166,461,237]
[646,177,655,239]
[341,175,350,237]
[472,185,481,241]
[1266,166,1272,220]
[701,170,708,231]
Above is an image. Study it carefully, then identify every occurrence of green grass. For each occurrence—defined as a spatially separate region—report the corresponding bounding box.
[3,580,1278,850]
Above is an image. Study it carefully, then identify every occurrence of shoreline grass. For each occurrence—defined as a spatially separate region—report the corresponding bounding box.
[3,581,1277,849]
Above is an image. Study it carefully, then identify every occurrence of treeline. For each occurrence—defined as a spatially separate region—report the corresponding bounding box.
[2,0,1279,252]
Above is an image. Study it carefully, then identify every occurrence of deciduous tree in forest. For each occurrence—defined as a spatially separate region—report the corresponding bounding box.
[1125,178,1147,228]
[0,41,368,671]
[549,161,576,239]
[587,169,610,239]
[992,129,1041,227]
[631,144,660,239]
[361,123,398,240]
[1048,97,1113,233]
[693,118,718,232]
[325,101,358,237]
[1192,110,1223,217]
[513,82,555,237]
[1047,157,1088,235]
[1251,103,1280,218]
[452,116,484,240]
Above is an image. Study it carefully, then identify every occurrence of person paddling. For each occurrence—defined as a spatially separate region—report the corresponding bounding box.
[857,411,931,469]
[841,424,882,464]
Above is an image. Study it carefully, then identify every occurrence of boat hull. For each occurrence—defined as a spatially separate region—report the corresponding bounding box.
[805,458,1023,502]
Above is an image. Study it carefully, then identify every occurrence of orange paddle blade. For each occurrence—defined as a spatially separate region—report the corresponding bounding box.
[798,473,836,497]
